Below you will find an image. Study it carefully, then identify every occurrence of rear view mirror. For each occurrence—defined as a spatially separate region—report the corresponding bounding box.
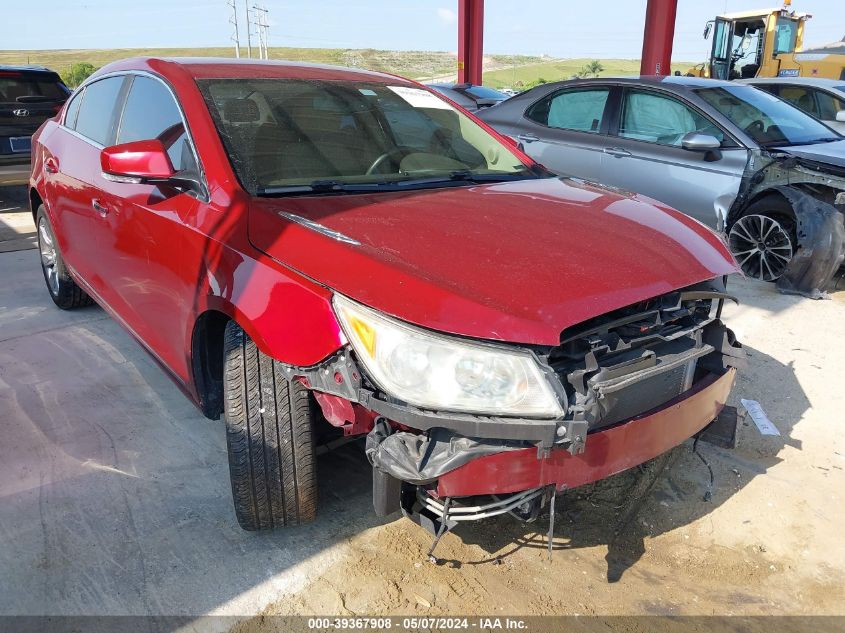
[703,22,713,39]
[836,110,845,123]
[681,132,722,151]
[101,140,175,182]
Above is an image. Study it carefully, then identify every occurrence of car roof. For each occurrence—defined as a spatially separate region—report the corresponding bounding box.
[741,77,845,90]
[95,57,414,85]
[533,75,737,91]
[0,64,58,74]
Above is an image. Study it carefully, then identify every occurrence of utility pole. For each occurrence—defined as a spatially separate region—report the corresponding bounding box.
[252,5,269,59]
[243,0,252,58]
[227,0,240,58]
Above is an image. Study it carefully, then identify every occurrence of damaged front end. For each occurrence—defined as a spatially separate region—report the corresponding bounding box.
[727,148,845,298]
[288,279,745,545]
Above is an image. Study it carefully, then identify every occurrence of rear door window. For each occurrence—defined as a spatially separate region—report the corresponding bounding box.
[811,89,845,121]
[63,90,84,129]
[618,89,724,146]
[778,85,820,118]
[526,88,610,133]
[117,75,196,172]
[74,76,125,145]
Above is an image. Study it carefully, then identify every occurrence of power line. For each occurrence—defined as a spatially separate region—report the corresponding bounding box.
[227,0,240,58]
[244,0,252,58]
[252,5,269,59]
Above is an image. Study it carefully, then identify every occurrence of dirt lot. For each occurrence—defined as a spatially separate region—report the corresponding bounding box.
[235,276,845,627]
[1,192,843,628]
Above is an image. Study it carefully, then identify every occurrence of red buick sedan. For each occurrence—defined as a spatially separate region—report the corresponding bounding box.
[29,57,743,534]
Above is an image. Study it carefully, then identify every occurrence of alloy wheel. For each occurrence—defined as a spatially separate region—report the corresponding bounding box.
[728,214,793,282]
[38,217,59,296]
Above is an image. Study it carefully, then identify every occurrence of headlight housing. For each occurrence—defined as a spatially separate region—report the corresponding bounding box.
[332,295,564,418]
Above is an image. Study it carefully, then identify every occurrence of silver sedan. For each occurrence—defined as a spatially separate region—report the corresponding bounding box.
[478,76,845,284]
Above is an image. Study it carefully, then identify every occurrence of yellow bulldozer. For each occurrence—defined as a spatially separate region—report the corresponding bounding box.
[692,2,845,81]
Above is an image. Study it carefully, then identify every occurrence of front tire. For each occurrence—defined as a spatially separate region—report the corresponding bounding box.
[728,196,796,282]
[223,321,318,530]
[36,205,94,309]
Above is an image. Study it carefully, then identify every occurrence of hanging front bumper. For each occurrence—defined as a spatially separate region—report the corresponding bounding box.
[433,367,737,498]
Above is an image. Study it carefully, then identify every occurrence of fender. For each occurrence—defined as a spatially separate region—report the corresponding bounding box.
[190,251,345,369]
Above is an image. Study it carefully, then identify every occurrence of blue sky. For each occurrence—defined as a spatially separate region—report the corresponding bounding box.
[7,0,843,60]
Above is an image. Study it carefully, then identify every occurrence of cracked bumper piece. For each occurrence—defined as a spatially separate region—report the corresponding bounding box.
[433,368,736,497]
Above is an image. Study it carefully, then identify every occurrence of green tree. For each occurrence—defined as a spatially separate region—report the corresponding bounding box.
[572,60,605,79]
[524,77,549,89]
[61,62,97,88]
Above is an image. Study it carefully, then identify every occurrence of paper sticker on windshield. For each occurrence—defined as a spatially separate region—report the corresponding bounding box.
[388,86,452,109]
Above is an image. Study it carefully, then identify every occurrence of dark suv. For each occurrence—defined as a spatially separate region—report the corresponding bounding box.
[1,65,70,179]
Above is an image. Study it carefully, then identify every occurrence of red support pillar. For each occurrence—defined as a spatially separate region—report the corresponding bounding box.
[640,0,678,76]
[457,0,484,85]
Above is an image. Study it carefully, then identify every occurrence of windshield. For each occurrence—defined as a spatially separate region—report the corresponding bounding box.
[695,85,839,147]
[196,78,531,195]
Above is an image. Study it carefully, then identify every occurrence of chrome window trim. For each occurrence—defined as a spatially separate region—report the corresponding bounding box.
[60,69,210,202]
[523,85,614,135]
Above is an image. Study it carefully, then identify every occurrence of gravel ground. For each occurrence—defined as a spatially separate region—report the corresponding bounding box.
[234,275,845,627]
[1,188,842,626]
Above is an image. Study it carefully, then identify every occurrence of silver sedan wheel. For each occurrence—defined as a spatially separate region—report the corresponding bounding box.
[728,214,793,282]
[38,216,60,296]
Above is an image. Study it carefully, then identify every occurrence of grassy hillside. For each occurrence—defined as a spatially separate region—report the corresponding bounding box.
[482,58,699,89]
[0,47,462,80]
[0,47,696,87]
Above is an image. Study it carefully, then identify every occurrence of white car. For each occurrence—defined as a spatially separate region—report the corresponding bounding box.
[741,77,845,133]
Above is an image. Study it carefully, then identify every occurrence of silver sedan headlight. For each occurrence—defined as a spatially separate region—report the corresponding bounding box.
[333,295,564,418]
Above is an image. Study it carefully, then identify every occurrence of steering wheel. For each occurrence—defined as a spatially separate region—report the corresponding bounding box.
[745,119,765,135]
[366,147,415,175]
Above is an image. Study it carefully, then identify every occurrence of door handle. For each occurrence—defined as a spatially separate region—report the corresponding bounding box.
[517,133,539,143]
[92,199,109,217]
[44,157,59,174]
[603,147,633,157]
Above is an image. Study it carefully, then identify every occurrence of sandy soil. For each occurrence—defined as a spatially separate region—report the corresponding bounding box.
[233,276,845,628]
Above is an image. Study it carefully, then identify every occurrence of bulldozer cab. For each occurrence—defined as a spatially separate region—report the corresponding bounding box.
[704,8,805,79]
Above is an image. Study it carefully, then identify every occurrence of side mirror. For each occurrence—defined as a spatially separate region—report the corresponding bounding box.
[836,110,845,123]
[740,34,752,52]
[681,132,722,151]
[703,22,713,39]
[101,139,175,183]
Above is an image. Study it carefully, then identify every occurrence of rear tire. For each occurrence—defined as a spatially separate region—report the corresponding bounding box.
[36,205,94,309]
[223,320,318,530]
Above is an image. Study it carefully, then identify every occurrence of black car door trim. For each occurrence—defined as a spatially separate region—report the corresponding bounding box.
[522,85,616,136]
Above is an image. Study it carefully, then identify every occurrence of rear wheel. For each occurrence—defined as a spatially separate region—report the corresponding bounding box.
[35,205,94,309]
[728,196,795,282]
[223,321,318,530]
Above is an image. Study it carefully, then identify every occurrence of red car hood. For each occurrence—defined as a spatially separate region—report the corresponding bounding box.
[249,177,739,346]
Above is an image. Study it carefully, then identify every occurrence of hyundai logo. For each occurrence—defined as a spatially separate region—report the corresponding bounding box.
[13,108,29,117]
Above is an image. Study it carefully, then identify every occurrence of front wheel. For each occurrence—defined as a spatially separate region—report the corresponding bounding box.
[728,197,796,282]
[35,205,94,309]
[223,321,318,530]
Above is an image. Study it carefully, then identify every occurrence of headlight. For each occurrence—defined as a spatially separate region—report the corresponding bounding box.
[332,295,564,418]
